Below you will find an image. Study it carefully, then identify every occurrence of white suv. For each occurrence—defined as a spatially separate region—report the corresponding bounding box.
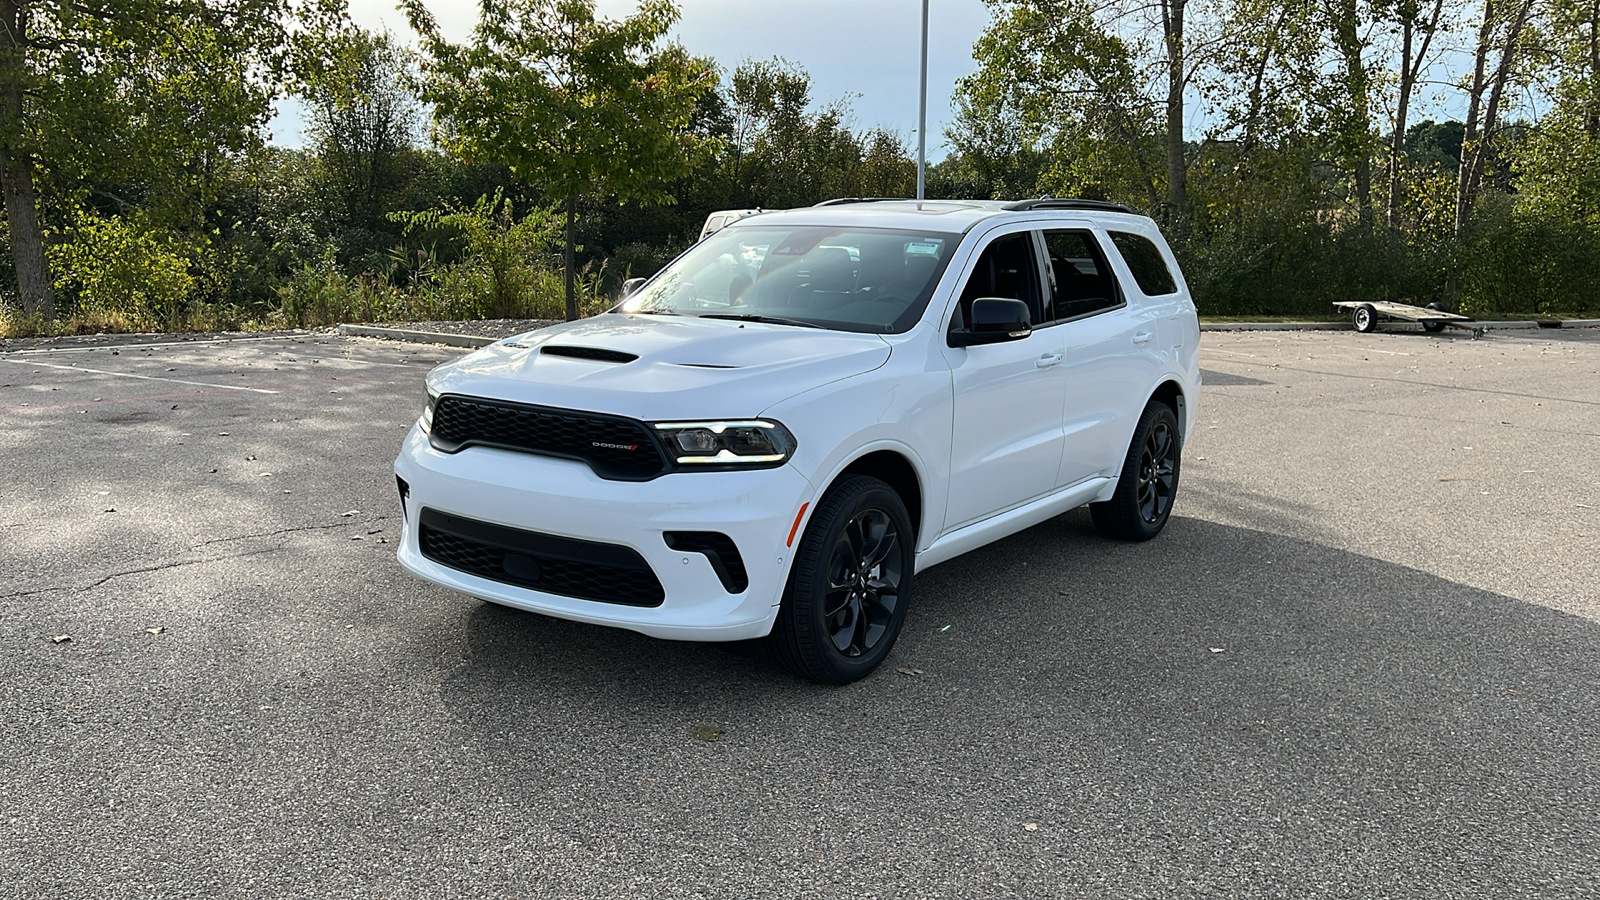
[394,199,1201,682]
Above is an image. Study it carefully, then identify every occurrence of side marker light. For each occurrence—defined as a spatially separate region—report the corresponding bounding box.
[786,502,810,548]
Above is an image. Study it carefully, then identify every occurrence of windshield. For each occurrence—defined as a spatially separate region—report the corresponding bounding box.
[617,224,957,333]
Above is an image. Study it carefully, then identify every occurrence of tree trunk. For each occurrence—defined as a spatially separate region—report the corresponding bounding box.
[1331,0,1373,231]
[1387,0,1445,231]
[0,0,54,321]
[1387,18,1413,232]
[563,193,577,321]
[1588,0,1599,139]
[1162,0,1187,233]
[1456,0,1533,232]
[1456,2,1493,234]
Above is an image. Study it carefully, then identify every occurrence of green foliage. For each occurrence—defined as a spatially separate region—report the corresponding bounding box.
[392,192,561,319]
[8,0,1600,335]
[47,212,195,330]
[404,0,714,318]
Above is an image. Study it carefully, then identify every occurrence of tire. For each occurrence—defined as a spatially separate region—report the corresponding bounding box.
[1353,303,1378,333]
[769,476,914,684]
[1090,402,1182,542]
[1422,302,1445,332]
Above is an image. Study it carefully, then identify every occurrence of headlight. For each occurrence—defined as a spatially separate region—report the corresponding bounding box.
[420,387,439,433]
[653,419,796,467]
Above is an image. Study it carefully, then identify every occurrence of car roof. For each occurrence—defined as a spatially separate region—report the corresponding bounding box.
[718,199,1155,235]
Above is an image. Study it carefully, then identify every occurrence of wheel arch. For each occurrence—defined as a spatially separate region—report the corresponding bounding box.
[1148,379,1188,439]
[829,448,925,543]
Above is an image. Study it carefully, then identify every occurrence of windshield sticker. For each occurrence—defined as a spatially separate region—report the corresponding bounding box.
[905,240,944,257]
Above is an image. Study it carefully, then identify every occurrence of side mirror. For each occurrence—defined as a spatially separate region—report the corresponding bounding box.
[949,297,1032,347]
[620,277,647,298]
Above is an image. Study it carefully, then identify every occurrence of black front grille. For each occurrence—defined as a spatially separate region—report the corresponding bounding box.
[664,531,749,593]
[430,395,667,480]
[419,508,664,607]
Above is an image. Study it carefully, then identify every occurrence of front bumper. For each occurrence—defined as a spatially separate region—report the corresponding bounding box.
[393,424,814,641]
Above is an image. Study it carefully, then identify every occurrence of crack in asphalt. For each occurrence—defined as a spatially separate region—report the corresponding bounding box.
[0,546,287,601]
[194,516,392,547]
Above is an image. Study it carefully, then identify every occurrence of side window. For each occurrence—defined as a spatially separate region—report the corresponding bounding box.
[951,232,1042,331]
[1108,231,1178,296]
[1040,230,1122,321]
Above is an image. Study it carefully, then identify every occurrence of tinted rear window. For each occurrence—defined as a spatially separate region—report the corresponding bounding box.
[1109,231,1178,296]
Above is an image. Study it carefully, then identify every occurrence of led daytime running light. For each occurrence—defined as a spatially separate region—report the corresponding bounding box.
[652,419,795,467]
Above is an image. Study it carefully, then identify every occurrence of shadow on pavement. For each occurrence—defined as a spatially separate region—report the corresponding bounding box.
[437,511,1599,896]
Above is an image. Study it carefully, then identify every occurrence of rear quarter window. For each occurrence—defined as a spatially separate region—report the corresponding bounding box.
[1109,231,1178,296]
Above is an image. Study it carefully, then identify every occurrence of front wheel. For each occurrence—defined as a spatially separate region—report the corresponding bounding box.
[1353,303,1378,333]
[769,476,914,684]
[1090,402,1182,541]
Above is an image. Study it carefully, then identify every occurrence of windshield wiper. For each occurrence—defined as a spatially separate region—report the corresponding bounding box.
[700,313,823,329]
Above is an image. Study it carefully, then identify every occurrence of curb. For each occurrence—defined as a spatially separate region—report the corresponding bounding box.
[336,324,498,348]
[1201,319,1600,333]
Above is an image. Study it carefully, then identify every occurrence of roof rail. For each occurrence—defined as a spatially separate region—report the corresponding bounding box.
[812,197,906,207]
[1002,198,1137,214]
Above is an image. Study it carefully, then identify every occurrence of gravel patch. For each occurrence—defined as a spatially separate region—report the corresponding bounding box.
[378,319,561,339]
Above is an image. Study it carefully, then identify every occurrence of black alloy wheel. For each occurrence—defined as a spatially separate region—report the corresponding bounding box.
[822,507,903,657]
[1091,402,1182,541]
[770,475,914,684]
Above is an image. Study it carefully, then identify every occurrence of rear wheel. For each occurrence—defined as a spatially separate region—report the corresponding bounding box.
[1422,302,1446,332]
[769,476,914,684]
[1091,402,1182,542]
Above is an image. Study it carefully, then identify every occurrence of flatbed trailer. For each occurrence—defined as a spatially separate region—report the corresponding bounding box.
[1332,300,1483,337]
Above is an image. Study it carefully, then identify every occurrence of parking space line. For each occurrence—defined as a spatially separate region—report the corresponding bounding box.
[0,358,280,393]
[0,335,305,355]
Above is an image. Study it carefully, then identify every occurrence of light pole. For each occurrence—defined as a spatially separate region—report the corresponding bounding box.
[916,0,928,203]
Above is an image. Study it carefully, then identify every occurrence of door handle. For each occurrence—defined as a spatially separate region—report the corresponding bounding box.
[1036,352,1063,368]
[1132,331,1154,344]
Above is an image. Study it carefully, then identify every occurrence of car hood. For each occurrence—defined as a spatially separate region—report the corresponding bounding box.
[425,313,892,420]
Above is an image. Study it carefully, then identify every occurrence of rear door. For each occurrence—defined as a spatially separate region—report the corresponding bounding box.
[1036,228,1160,486]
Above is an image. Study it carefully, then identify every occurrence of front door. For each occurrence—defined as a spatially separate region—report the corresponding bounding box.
[940,228,1067,533]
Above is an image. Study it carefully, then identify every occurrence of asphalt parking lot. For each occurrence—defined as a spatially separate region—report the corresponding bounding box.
[2,327,1597,898]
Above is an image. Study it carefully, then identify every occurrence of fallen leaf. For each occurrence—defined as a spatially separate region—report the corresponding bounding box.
[145,627,165,635]
[52,635,71,644]
[896,667,924,677]
[1022,822,1039,832]
[691,723,724,742]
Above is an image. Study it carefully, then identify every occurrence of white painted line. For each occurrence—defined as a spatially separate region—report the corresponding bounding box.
[0,334,310,355]
[0,358,280,394]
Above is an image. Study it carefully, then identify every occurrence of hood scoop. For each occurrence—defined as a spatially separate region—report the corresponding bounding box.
[540,345,639,364]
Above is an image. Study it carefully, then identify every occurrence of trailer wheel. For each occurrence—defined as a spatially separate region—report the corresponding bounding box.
[1353,303,1378,333]
[1422,302,1446,332]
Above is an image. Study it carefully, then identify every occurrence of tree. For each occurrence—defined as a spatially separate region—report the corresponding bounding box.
[1456,0,1536,232]
[403,0,713,321]
[955,0,1216,224]
[0,0,345,322]
[303,28,419,245]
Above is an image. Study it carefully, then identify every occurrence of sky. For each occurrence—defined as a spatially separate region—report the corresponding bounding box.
[267,0,996,160]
